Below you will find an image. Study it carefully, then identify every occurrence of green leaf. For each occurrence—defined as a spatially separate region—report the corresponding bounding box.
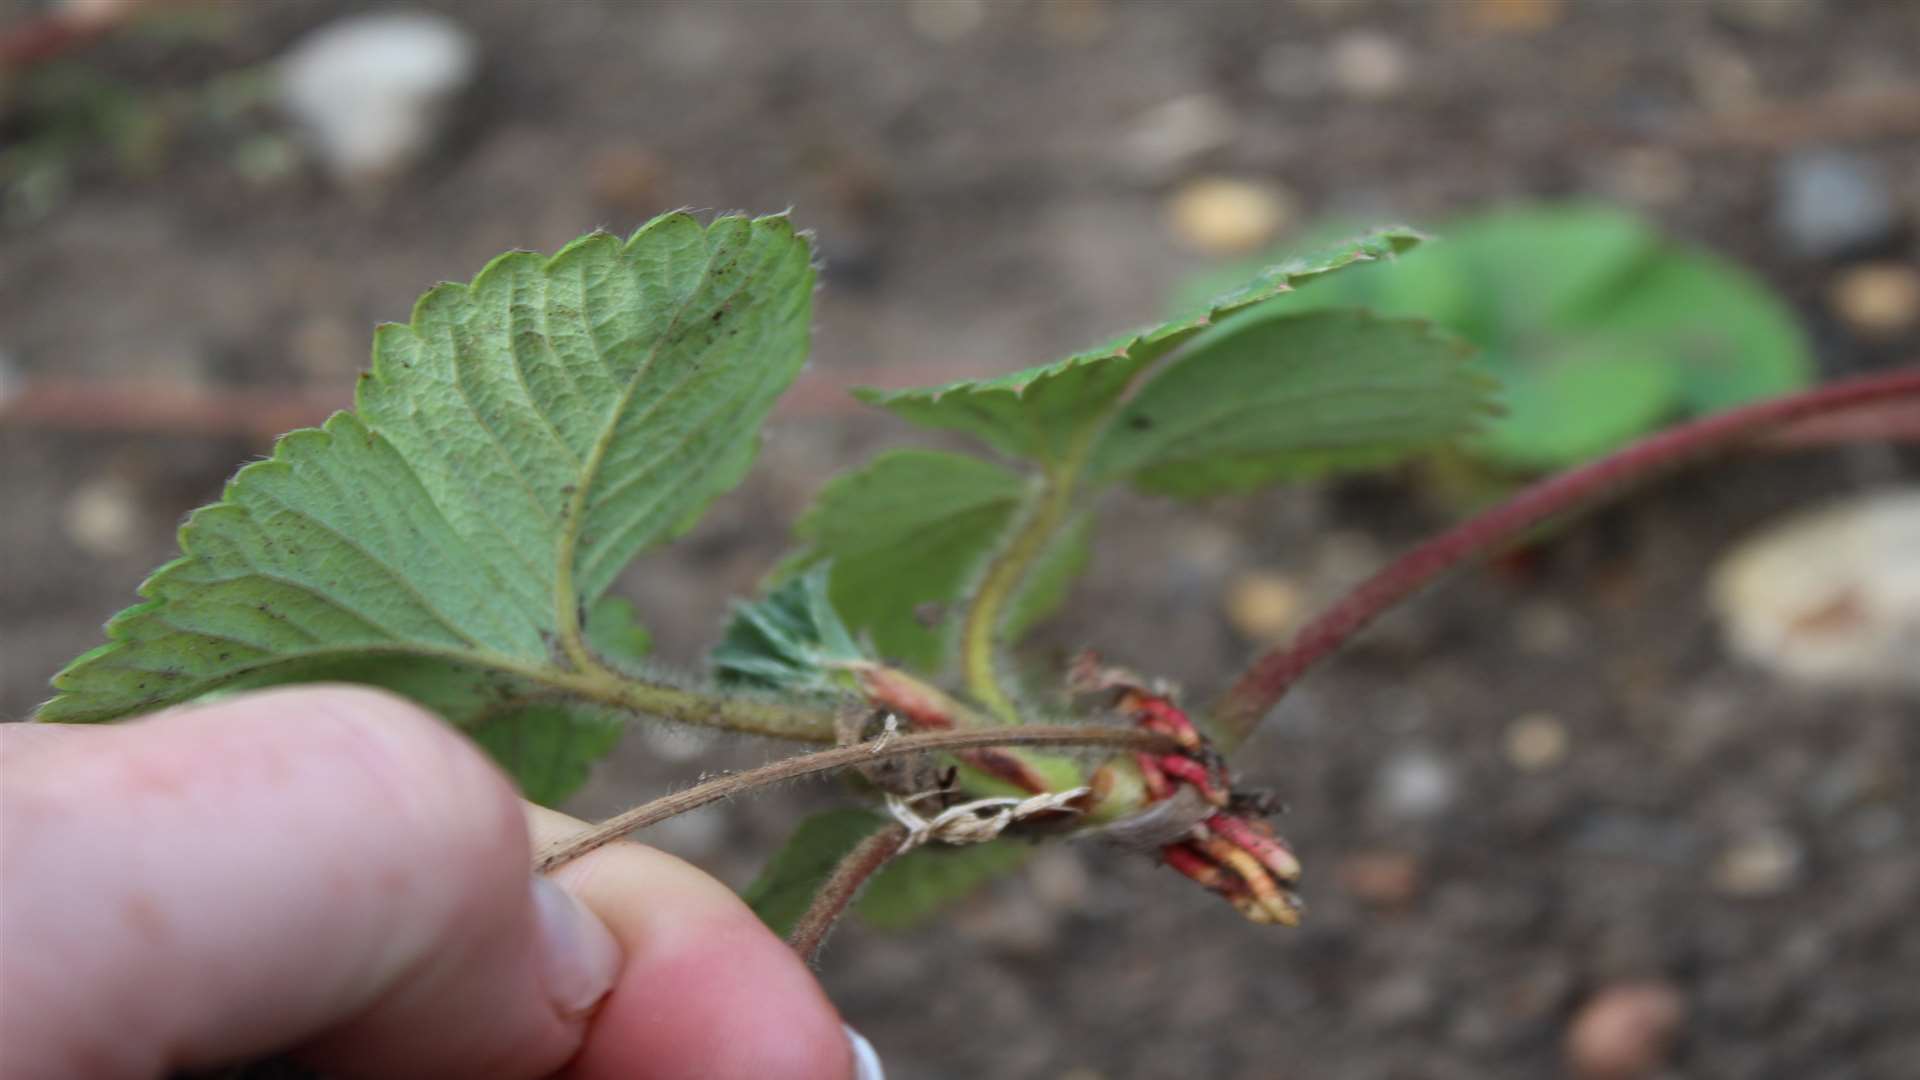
[1571,250,1812,414]
[1171,204,1812,472]
[1087,309,1496,497]
[41,213,816,737]
[712,565,870,694]
[853,227,1425,466]
[778,450,1084,673]
[1442,204,1662,332]
[743,808,1028,936]
[1469,345,1681,470]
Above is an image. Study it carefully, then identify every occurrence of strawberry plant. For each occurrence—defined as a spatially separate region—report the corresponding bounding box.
[38,211,1920,954]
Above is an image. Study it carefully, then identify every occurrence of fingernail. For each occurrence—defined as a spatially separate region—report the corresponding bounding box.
[531,876,622,1017]
[844,1024,885,1080]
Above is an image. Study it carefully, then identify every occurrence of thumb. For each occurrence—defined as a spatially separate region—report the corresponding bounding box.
[2,686,616,1078]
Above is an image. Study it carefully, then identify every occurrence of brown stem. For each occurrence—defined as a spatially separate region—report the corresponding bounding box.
[787,823,911,963]
[1208,367,1920,748]
[533,724,1177,872]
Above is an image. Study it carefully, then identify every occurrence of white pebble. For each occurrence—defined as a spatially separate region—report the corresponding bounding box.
[278,11,480,184]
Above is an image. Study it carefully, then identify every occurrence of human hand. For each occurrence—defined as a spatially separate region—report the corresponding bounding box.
[0,686,879,1079]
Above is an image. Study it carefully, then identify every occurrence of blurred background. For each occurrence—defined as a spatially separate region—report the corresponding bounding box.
[3,1,1917,1076]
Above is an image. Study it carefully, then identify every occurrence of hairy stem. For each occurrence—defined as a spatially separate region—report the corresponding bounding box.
[552,667,840,741]
[533,724,1178,872]
[1209,368,1920,748]
[787,823,911,963]
[961,478,1073,721]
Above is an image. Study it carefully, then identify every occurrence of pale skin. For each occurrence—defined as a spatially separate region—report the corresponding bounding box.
[0,686,857,1079]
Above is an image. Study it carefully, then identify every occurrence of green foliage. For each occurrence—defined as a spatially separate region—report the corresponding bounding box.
[1177,204,1814,471]
[782,228,1492,688]
[44,213,1515,916]
[775,450,1089,672]
[853,228,1427,466]
[730,227,1493,915]
[742,808,1028,935]
[1086,310,1492,496]
[41,212,816,800]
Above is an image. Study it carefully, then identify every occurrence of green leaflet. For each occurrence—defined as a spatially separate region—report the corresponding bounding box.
[1175,204,1813,471]
[777,450,1090,673]
[853,227,1425,466]
[743,808,1029,936]
[1087,310,1496,497]
[41,214,816,756]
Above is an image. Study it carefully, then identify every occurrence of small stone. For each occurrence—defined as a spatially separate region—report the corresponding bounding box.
[1566,982,1687,1080]
[1711,827,1805,898]
[1374,747,1459,821]
[1122,94,1237,181]
[1774,149,1900,259]
[1223,570,1305,643]
[1829,262,1920,338]
[1604,146,1693,208]
[1709,490,1920,694]
[1504,712,1571,771]
[277,11,480,185]
[1334,851,1421,908]
[63,476,141,559]
[1327,31,1409,101]
[907,0,985,42]
[1166,177,1294,256]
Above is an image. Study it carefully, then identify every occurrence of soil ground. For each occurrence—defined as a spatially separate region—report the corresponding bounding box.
[4,2,1918,1077]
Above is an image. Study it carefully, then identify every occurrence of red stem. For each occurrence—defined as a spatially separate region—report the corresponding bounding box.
[1207,367,1920,748]
[787,823,910,963]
